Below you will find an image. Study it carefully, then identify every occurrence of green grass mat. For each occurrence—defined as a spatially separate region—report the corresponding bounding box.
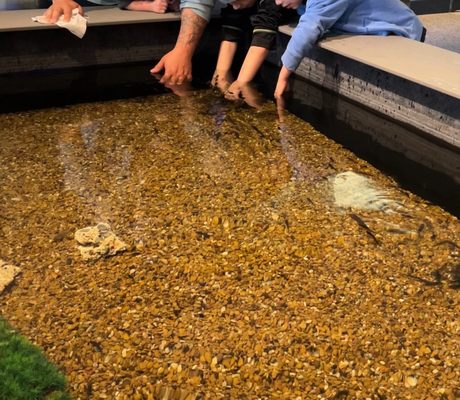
[0,318,70,400]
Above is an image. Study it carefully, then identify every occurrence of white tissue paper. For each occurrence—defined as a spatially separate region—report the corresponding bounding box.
[32,8,87,39]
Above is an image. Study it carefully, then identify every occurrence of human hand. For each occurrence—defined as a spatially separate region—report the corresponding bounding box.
[275,0,302,9]
[276,92,287,124]
[275,66,293,125]
[274,66,292,100]
[230,0,257,10]
[274,77,289,100]
[225,81,264,109]
[211,70,234,93]
[224,80,243,101]
[150,47,193,85]
[43,0,83,23]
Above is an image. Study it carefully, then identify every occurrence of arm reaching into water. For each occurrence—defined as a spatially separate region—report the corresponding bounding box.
[225,0,281,99]
[212,41,238,92]
[275,0,348,97]
[274,65,292,100]
[225,45,268,100]
[281,0,348,71]
[213,1,257,92]
[151,0,214,85]
[235,46,269,84]
[275,0,422,98]
[150,8,207,85]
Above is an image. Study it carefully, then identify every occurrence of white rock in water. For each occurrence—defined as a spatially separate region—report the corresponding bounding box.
[75,223,111,245]
[0,260,21,294]
[331,171,399,212]
[75,223,127,261]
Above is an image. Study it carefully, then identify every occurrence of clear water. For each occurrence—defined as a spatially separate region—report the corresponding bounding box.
[1,90,459,399]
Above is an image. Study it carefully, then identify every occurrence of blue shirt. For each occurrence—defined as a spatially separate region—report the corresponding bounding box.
[281,0,424,71]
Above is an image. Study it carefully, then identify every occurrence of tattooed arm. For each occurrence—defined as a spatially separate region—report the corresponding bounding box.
[150,8,208,85]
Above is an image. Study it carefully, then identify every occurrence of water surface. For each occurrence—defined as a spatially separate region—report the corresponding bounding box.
[1,90,459,399]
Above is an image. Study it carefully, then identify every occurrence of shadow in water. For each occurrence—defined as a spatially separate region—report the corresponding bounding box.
[0,61,212,113]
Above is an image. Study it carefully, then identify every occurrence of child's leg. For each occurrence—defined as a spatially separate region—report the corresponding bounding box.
[126,0,168,13]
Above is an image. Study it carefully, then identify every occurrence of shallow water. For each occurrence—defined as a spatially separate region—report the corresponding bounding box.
[1,90,459,399]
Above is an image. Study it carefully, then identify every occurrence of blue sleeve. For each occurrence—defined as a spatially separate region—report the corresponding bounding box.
[180,0,215,21]
[281,0,349,71]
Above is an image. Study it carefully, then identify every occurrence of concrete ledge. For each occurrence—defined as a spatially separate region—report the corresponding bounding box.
[419,11,460,53]
[278,25,460,100]
[0,7,186,76]
[271,26,460,186]
[0,21,181,74]
[0,7,180,32]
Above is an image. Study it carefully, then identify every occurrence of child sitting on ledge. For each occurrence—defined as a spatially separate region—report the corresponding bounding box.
[274,0,425,99]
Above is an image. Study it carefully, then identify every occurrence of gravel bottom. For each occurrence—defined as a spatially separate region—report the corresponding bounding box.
[0,91,459,399]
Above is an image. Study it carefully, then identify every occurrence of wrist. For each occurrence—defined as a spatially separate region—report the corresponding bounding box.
[279,66,292,79]
[235,75,252,84]
[173,43,194,58]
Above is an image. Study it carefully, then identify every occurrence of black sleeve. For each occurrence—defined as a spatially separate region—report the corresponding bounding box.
[250,0,282,49]
[221,4,255,42]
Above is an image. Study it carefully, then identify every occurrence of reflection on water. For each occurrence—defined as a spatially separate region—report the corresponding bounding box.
[0,90,459,399]
[331,171,401,212]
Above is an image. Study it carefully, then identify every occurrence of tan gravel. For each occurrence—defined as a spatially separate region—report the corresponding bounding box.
[0,91,459,399]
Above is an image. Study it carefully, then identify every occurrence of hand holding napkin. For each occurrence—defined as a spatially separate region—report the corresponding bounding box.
[32,8,87,38]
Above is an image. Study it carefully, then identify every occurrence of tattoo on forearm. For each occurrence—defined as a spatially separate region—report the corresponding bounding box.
[177,10,207,48]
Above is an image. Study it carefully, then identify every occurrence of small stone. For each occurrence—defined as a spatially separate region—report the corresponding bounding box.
[0,260,21,294]
[74,223,127,261]
[404,376,417,388]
